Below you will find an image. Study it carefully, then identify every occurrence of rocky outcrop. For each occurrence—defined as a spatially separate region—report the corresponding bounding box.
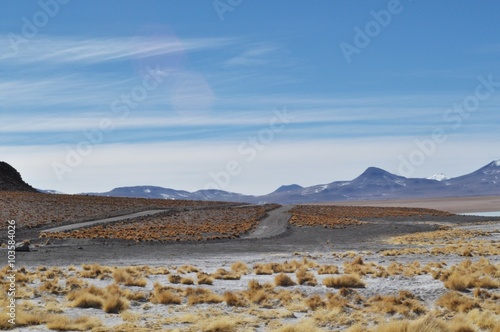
[0,162,38,192]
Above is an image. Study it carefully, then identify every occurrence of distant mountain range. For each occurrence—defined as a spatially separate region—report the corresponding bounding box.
[83,160,500,204]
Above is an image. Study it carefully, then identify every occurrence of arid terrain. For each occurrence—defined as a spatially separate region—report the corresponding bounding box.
[1,193,499,331]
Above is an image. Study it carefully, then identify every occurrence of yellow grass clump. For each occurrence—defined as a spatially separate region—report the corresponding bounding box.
[317,264,339,274]
[186,287,223,305]
[177,265,199,274]
[435,258,499,291]
[112,268,147,287]
[296,268,317,286]
[306,294,326,310]
[231,261,249,274]
[270,318,323,332]
[197,272,214,285]
[168,274,182,284]
[201,317,238,332]
[436,291,479,313]
[150,283,182,305]
[323,274,365,288]
[70,292,103,309]
[181,277,195,285]
[79,263,111,279]
[275,273,296,287]
[224,291,247,307]
[102,293,129,313]
[254,263,274,275]
[212,268,241,280]
[45,315,102,331]
[367,290,426,317]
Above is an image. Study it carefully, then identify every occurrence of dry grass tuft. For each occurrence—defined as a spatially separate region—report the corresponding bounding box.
[38,278,65,295]
[186,287,223,305]
[64,276,86,292]
[306,294,326,310]
[120,310,141,323]
[296,268,317,286]
[224,291,247,307]
[466,308,500,330]
[436,291,479,313]
[275,273,296,287]
[45,315,102,331]
[79,263,111,279]
[150,283,182,305]
[231,261,249,274]
[0,310,45,329]
[435,258,499,291]
[112,268,147,287]
[177,264,200,274]
[326,287,365,310]
[196,272,214,285]
[367,290,426,317]
[69,292,103,309]
[254,263,274,275]
[323,274,365,288]
[317,264,339,274]
[102,293,129,313]
[180,276,195,285]
[212,268,241,280]
[271,318,323,332]
[201,317,238,332]
[168,274,182,284]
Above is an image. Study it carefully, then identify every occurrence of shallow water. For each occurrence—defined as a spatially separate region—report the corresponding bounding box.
[460,211,500,217]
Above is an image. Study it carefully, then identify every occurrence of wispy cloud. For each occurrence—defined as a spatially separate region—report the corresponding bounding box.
[0,36,233,64]
[0,75,134,108]
[225,44,281,67]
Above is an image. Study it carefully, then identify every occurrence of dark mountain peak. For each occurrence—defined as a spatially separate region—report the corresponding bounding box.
[274,184,303,193]
[487,160,500,168]
[467,159,500,176]
[0,161,38,192]
[356,167,401,180]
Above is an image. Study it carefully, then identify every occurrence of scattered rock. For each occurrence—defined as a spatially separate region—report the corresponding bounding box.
[15,242,30,252]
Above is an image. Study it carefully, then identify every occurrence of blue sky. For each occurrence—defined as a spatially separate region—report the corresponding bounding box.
[1,0,499,194]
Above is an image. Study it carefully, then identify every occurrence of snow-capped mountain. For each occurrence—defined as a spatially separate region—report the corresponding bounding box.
[427,173,449,181]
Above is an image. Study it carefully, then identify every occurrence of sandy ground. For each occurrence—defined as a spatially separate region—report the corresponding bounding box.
[311,196,500,214]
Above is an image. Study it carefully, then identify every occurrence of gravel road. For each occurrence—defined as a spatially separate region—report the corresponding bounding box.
[241,205,293,239]
[40,209,168,233]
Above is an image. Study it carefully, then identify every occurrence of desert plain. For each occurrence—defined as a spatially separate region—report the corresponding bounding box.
[1,192,499,331]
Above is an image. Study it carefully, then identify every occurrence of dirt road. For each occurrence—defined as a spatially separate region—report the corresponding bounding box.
[241,205,293,239]
[40,209,168,233]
